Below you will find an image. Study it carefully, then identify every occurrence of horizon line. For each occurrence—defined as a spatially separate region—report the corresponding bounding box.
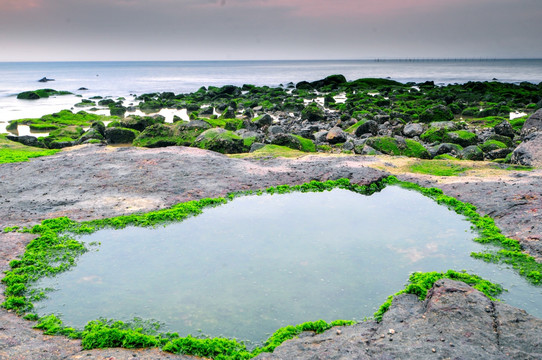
[1,57,542,64]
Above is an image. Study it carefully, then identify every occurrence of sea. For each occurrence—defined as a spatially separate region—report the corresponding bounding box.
[1,59,542,131]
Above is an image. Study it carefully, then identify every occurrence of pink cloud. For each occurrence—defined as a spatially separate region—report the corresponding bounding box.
[0,0,42,11]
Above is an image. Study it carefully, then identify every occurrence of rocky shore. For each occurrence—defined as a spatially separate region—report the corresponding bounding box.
[1,143,541,359]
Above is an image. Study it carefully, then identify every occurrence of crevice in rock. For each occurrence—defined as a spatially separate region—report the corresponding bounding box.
[488,301,501,349]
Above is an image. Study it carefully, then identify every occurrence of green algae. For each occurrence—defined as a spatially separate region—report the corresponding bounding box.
[409,159,467,176]
[0,136,60,164]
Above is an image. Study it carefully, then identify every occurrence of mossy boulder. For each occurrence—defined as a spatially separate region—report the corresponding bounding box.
[270,133,303,151]
[194,128,245,154]
[16,91,41,100]
[364,136,429,158]
[48,126,85,140]
[120,115,164,132]
[429,143,464,158]
[301,102,325,122]
[443,130,479,147]
[133,123,178,148]
[76,128,104,144]
[104,127,139,144]
[419,105,454,123]
[354,120,378,137]
[494,120,515,138]
[5,135,42,148]
[461,145,484,160]
[480,140,508,153]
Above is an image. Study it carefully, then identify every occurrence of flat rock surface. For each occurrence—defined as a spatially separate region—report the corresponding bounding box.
[1,144,541,359]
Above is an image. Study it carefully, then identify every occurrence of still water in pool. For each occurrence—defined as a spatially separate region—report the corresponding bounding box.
[33,186,542,343]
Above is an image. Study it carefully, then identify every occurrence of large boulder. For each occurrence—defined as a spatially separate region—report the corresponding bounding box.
[269,133,303,151]
[429,143,464,158]
[120,115,164,132]
[364,136,429,158]
[194,128,245,154]
[521,108,542,137]
[443,130,479,147]
[494,120,515,138]
[104,127,139,144]
[251,114,273,128]
[461,145,484,160]
[133,123,177,148]
[301,102,325,122]
[6,135,42,148]
[511,131,542,167]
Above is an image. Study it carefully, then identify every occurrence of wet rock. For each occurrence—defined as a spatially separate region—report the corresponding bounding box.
[269,133,303,151]
[76,128,104,144]
[268,125,284,135]
[194,128,245,154]
[486,148,512,160]
[429,143,463,158]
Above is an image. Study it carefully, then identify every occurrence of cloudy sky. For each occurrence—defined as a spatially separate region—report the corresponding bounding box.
[0,0,541,61]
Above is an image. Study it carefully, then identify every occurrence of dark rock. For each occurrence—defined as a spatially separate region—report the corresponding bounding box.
[76,128,104,144]
[443,130,479,147]
[249,142,266,152]
[374,115,390,124]
[487,134,514,147]
[461,145,484,160]
[301,103,325,122]
[326,127,347,144]
[78,87,88,91]
[256,279,542,360]
[178,120,211,131]
[16,91,40,100]
[486,148,511,160]
[298,125,319,139]
[221,106,236,119]
[6,135,42,148]
[354,120,378,137]
[252,114,273,128]
[104,127,138,144]
[402,123,425,138]
[48,140,74,149]
[270,133,303,151]
[90,121,106,137]
[195,128,245,154]
[495,120,515,138]
[120,115,164,132]
[313,130,328,143]
[199,106,214,116]
[38,77,54,82]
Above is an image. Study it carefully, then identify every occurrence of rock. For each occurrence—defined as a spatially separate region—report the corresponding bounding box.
[298,125,320,139]
[38,77,54,82]
[301,103,325,122]
[419,104,454,123]
[313,130,329,143]
[373,115,390,124]
[249,142,266,152]
[178,120,211,131]
[199,106,214,116]
[354,120,378,137]
[268,125,284,135]
[511,131,542,167]
[429,143,464,158]
[252,114,273,128]
[90,121,106,137]
[461,145,484,160]
[6,135,42,148]
[521,108,542,138]
[221,106,236,119]
[256,279,542,360]
[76,128,104,144]
[443,130,479,147]
[133,123,177,148]
[194,128,245,154]
[486,148,511,160]
[495,120,515,138]
[120,115,165,132]
[269,133,303,151]
[326,127,347,144]
[16,91,40,100]
[342,141,354,151]
[365,136,429,158]
[402,123,425,138]
[104,127,139,144]
[78,87,88,91]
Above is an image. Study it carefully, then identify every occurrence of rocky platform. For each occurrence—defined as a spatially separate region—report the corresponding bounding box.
[0,145,541,359]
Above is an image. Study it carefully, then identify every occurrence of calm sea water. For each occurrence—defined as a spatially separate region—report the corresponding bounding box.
[32,187,542,344]
[1,59,542,125]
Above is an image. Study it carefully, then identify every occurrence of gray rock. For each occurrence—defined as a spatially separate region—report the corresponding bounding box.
[402,123,425,138]
[76,128,104,144]
[269,133,303,151]
[177,120,211,131]
[326,127,347,144]
[249,142,266,152]
[342,141,354,151]
[374,114,390,124]
[256,279,542,360]
[268,125,284,135]
[511,131,542,167]
[429,143,463,158]
[252,114,273,128]
[521,108,542,137]
[313,130,329,143]
[486,148,512,160]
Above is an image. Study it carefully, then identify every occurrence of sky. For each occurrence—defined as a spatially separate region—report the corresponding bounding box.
[0,0,541,61]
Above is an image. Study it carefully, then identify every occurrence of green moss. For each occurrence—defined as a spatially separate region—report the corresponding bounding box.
[365,137,429,158]
[480,140,507,152]
[443,130,478,146]
[291,135,316,152]
[204,118,244,131]
[510,115,528,132]
[409,160,467,176]
[433,154,459,160]
[464,116,507,128]
[0,137,60,164]
[230,145,306,159]
[16,89,72,100]
[420,127,447,143]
